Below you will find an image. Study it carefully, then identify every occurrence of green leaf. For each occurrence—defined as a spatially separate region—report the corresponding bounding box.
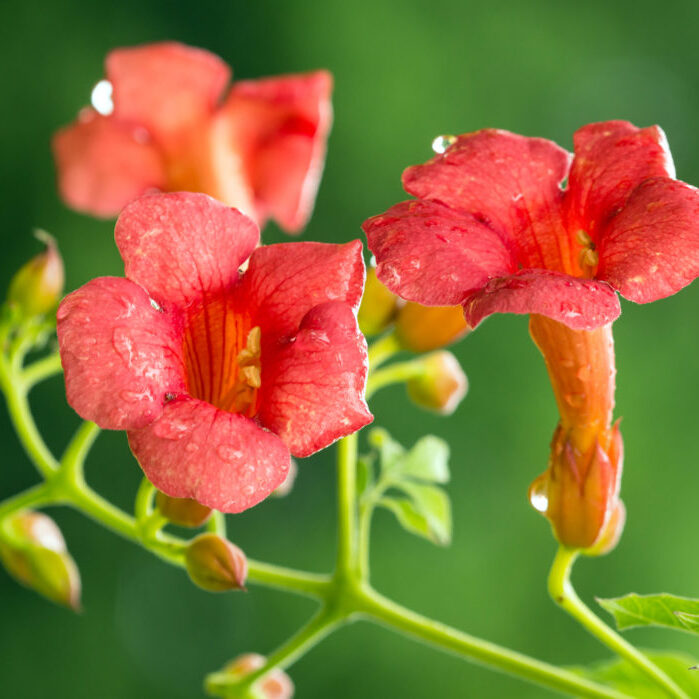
[598,593,699,635]
[377,497,435,543]
[394,482,452,545]
[572,651,699,698]
[400,436,450,483]
[368,427,405,475]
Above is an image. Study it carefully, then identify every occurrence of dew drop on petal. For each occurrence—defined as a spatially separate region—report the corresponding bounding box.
[149,298,163,312]
[217,446,243,462]
[432,134,457,154]
[529,476,549,514]
[242,484,255,497]
[153,419,189,440]
[91,80,114,116]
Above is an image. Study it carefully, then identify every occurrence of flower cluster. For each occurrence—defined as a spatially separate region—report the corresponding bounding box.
[57,192,372,512]
[53,42,332,233]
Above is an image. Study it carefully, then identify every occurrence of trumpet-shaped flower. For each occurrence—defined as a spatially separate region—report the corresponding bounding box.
[53,42,332,234]
[57,192,371,513]
[364,121,699,550]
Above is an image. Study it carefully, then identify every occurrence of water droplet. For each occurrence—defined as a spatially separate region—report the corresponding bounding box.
[529,477,549,514]
[119,389,147,403]
[217,446,243,462]
[185,443,199,453]
[242,484,255,496]
[564,392,585,408]
[91,79,114,116]
[149,298,163,312]
[112,327,134,366]
[431,134,457,154]
[153,419,189,440]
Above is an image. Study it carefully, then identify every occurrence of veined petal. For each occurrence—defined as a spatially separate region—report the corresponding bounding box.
[258,302,372,457]
[57,277,185,429]
[465,269,621,331]
[127,396,290,513]
[107,42,230,144]
[363,199,515,305]
[597,178,699,303]
[115,192,259,308]
[567,120,675,237]
[403,129,572,270]
[221,71,333,233]
[52,109,166,218]
[242,239,365,340]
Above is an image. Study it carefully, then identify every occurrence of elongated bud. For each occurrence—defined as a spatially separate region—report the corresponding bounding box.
[156,491,212,528]
[0,510,81,610]
[185,533,247,592]
[358,266,399,336]
[406,351,467,414]
[395,302,470,353]
[583,500,626,557]
[7,231,64,317]
[224,653,294,699]
[272,458,297,498]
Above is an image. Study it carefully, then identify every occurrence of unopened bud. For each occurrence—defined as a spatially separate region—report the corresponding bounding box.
[7,231,64,317]
[225,653,294,699]
[584,500,626,557]
[185,533,247,592]
[272,459,298,498]
[156,491,212,528]
[406,351,468,415]
[0,510,81,610]
[358,267,399,336]
[395,302,470,353]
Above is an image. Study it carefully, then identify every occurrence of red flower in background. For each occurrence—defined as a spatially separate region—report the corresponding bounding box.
[364,121,699,550]
[57,193,371,513]
[53,42,332,234]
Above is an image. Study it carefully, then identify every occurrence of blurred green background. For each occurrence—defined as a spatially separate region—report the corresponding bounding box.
[2,0,699,696]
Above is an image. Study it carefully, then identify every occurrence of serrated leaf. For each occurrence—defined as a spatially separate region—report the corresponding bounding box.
[395,482,452,545]
[400,436,450,483]
[357,456,375,498]
[572,651,699,698]
[368,427,405,475]
[378,497,435,543]
[598,593,699,635]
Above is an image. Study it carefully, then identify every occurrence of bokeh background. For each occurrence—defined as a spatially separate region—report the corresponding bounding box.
[2,1,699,696]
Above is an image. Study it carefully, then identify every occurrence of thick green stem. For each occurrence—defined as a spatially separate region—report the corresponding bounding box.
[367,332,401,369]
[335,433,358,578]
[359,586,627,699]
[365,359,425,399]
[22,352,62,389]
[548,547,688,699]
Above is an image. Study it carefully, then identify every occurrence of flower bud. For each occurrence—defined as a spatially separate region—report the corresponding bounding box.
[0,510,81,610]
[357,267,399,336]
[185,533,247,592]
[7,231,64,317]
[224,653,294,699]
[272,458,297,498]
[156,491,212,528]
[395,302,470,353]
[583,500,626,557]
[406,351,468,415]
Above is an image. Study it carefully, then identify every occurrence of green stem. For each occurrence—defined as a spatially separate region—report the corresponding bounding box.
[365,359,425,399]
[367,332,401,369]
[208,510,227,537]
[134,476,156,522]
[335,433,358,578]
[0,482,54,521]
[22,352,62,389]
[60,421,100,483]
[245,559,331,599]
[359,586,627,699]
[548,546,688,699]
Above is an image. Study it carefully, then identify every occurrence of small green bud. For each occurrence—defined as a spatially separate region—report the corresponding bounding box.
[0,510,81,611]
[406,351,468,415]
[7,231,64,317]
[224,653,294,699]
[155,491,212,528]
[185,533,247,592]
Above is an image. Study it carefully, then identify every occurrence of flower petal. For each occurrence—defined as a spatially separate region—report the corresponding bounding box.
[464,270,621,331]
[597,177,699,303]
[243,239,365,339]
[127,396,290,513]
[402,129,571,270]
[363,199,515,305]
[57,277,185,429]
[52,109,166,218]
[221,71,333,233]
[115,192,259,308]
[567,120,675,237]
[106,42,230,144]
[258,302,372,457]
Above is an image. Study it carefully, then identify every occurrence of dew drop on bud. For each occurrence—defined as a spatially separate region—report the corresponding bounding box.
[91,79,114,116]
[528,475,549,514]
[431,134,457,154]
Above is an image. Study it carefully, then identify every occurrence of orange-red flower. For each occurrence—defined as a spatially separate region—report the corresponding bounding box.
[364,121,699,550]
[57,193,371,513]
[53,42,332,234]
